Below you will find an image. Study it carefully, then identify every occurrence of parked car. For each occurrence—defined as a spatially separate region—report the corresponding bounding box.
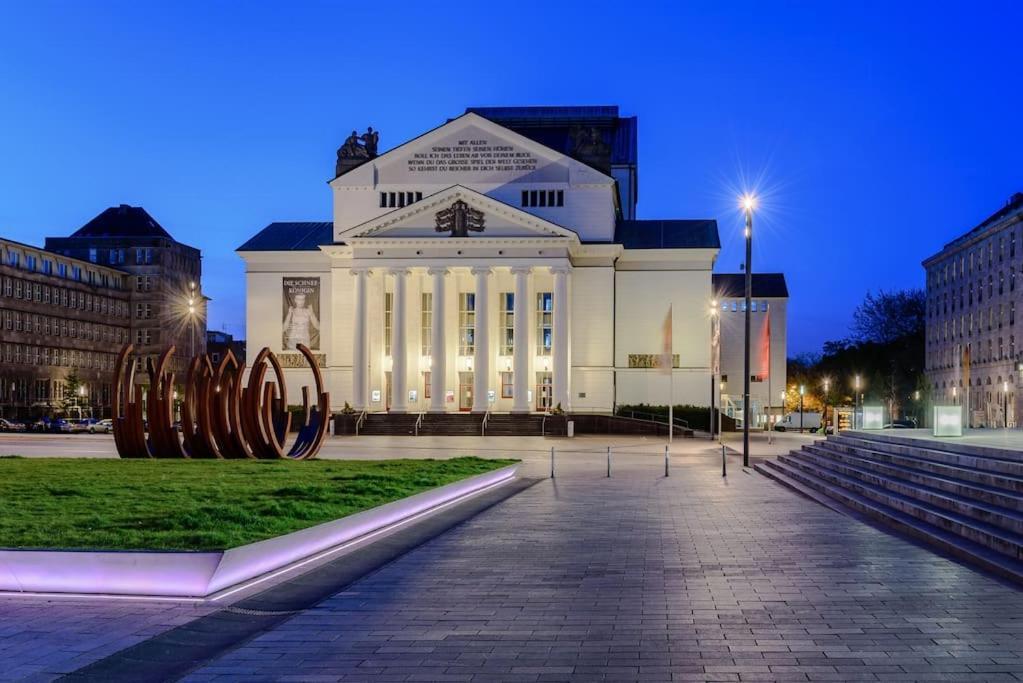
[0,418,26,432]
[69,419,98,433]
[89,419,114,434]
[25,418,49,433]
[48,419,72,433]
[884,418,917,429]
[773,411,823,432]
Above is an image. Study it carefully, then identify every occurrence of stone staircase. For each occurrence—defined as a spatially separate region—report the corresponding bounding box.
[483,414,546,436]
[418,412,484,436]
[755,431,1023,585]
[357,413,418,436]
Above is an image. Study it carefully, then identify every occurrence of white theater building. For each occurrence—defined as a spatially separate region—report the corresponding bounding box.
[239,107,773,416]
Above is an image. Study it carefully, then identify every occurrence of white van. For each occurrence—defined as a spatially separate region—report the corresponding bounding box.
[773,411,822,432]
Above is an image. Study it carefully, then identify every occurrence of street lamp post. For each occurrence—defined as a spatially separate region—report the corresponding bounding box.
[823,379,830,433]
[854,374,861,429]
[188,281,197,358]
[1003,381,1009,430]
[799,384,805,432]
[741,195,755,467]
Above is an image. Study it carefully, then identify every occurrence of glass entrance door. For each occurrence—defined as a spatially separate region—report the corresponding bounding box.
[535,371,552,412]
[384,371,392,412]
[458,372,473,411]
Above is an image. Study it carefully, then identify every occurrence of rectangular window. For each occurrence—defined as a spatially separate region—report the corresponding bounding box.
[421,292,432,357]
[536,292,553,356]
[459,292,475,356]
[501,371,513,399]
[522,189,565,208]
[500,292,514,355]
[423,371,431,400]
[384,292,393,356]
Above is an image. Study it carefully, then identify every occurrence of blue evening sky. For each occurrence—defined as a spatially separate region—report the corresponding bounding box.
[1,1,1020,354]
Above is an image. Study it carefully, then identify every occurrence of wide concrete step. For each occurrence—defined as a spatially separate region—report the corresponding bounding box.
[418,413,484,436]
[802,443,1023,511]
[484,415,545,436]
[775,453,1023,561]
[358,414,417,436]
[817,439,1023,495]
[755,459,1023,586]
[831,433,1023,479]
[786,450,1023,536]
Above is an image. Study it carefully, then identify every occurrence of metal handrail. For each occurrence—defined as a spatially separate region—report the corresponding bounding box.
[618,409,690,429]
[355,410,367,436]
[481,409,490,436]
[414,411,424,436]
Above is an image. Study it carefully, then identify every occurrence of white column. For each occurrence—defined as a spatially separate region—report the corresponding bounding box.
[511,266,531,413]
[389,268,409,413]
[428,267,447,412]
[551,265,571,411]
[351,267,370,411]
[471,266,492,413]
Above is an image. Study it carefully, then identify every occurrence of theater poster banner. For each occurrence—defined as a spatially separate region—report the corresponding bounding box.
[282,277,321,350]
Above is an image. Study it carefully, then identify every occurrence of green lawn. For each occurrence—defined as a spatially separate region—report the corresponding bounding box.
[0,457,516,552]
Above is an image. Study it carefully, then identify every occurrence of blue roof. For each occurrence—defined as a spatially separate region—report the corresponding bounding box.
[237,222,334,251]
[713,273,788,298]
[613,219,720,249]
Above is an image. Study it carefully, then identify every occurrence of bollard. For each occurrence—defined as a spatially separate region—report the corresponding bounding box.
[664,444,669,477]
[607,445,611,478]
[722,444,726,477]
[550,446,555,479]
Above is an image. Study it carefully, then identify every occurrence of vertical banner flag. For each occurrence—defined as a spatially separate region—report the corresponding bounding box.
[711,306,721,376]
[660,305,673,375]
[759,313,771,380]
[661,305,674,441]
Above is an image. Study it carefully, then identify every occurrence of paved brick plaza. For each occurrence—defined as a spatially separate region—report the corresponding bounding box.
[184,446,1023,682]
[1,439,1022,682]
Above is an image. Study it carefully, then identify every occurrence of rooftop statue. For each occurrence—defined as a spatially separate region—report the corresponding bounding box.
[335,127,379,176]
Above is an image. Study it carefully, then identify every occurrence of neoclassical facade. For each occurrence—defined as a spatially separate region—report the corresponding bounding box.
[239,107,733,414]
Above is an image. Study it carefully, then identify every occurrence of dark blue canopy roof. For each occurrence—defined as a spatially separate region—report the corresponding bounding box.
[237,222,333,251]
[612,219,719,249]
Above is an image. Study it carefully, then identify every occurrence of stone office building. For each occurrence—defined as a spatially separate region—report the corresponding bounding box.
[923,192,1023,427]
[239,106,787,417]
[0,237,131,419]
[45,205,206,379]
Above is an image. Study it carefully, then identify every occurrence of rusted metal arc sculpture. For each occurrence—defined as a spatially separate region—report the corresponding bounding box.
[112,343,329,460]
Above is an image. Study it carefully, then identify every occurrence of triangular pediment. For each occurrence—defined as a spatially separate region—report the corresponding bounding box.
[331,112,614,188]
[338,186,579,241]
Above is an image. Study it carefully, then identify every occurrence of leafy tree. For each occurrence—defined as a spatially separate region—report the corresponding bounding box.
[851,289,926,344]
[787,288,927,422]
[63,371,83,413]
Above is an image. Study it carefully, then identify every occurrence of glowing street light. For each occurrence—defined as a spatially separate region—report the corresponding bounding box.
[799,384,805,432]
[854,374,862,428]
[1004,380,1010,429]
[740,193,757,467]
